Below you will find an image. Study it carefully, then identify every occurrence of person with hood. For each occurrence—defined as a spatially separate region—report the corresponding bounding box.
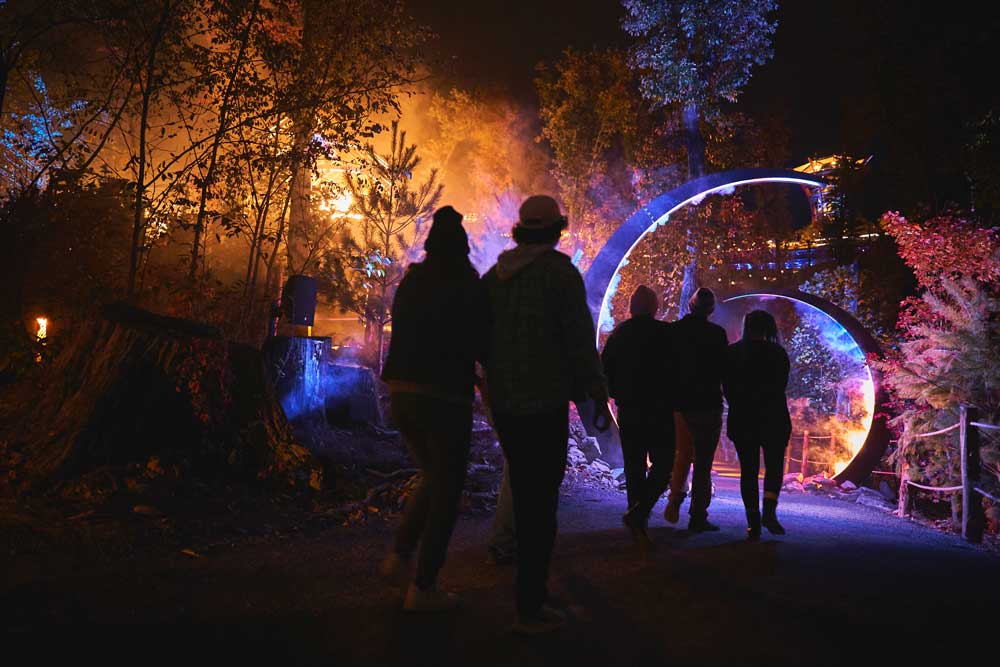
[601,285,674,550]
[483,194,611,634]
[724,309,792,540]
[663,287,729,533]
[379,206,489,611]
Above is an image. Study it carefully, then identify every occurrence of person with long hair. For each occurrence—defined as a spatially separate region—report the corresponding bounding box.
[379,206,489,610]
[723,309,792,540]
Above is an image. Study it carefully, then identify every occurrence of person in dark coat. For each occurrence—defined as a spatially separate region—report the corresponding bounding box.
[601,285,674,550]
[664,287,729,532]
[379,205,489,611]
[483,194,611,634]
[724,309,792,540]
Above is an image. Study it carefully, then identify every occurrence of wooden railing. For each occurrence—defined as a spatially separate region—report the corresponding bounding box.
[898,405,999,544]
[783,432,835,476]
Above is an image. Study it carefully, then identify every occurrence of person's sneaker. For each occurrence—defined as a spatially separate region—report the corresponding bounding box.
[402,583,459,612]
[512,605,567,635]
[623,508,655,553]
[745,525,762,541]
[486,548,515,566]
[379,552,411,589]
[622,506,645,536]
[687,518,720,533]
[762,515,786,535]
[663,498,682,524]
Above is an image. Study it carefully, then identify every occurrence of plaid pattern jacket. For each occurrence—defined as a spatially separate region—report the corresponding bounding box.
[484,248,607,416]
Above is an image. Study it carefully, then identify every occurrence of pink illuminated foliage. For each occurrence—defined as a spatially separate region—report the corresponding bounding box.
[877,211,1000,508]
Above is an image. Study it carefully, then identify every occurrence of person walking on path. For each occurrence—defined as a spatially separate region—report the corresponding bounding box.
[484,194,611,634]
[663,287,728,532]
[379,206,489,612]
[723,310,792,540]
[601,285,674,551]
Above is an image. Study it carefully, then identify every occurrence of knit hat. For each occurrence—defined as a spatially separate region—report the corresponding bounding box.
[424,205,469,257]
[629,285,659,317]
[689,287,716,316]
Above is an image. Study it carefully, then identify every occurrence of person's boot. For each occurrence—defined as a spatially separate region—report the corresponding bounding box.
[512,605,568,635]
[486,544,515,566]
[746,507,762,541]
[762,497,785,535]
[623,504,655,553]
[687,516,720,533]
[403,582,460,612]
[663,492,685,524]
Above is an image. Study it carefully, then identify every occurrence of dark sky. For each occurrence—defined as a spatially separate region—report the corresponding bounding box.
[409,0,1000,212]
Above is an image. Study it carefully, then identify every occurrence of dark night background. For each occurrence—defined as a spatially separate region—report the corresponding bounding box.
[410,0,1000,216]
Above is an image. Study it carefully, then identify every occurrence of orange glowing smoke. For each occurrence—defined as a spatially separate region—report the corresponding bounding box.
[831,371,875,475]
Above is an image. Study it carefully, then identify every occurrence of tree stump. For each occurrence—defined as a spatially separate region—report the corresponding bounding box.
[262,336,331,428]
[4,303,323,495]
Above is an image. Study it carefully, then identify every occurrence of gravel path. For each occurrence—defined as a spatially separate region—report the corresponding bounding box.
[4,476,997,666]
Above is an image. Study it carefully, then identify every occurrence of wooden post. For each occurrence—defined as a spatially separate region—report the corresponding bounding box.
[829,432,836,477]
[898,460,911,517]
[800,431,810,477]
[960,405,985,543]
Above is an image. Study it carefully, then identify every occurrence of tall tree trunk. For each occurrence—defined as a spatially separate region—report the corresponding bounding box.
[682,103,706,180]
[127,2,173,301]
[0,61,11,131]
[286,119,315,276]
[260,190,290,339]
[375,229,392,375]
[285,0,317,278]
[678,102,706,314]
[189,0,261,281]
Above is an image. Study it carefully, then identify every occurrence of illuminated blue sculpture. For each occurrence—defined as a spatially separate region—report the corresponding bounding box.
[723,290,889,485]
[580,169,853,473]
[583,169,826,333]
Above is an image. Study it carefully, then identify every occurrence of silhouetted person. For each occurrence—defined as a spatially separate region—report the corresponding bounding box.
[664,287,728,532]
[484,194,610,634]
[724,310,792,540]
[379,205,488,611]
[601,285,674,551]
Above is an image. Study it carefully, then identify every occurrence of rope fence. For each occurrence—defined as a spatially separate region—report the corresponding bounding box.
[971,421,1000,431]
[783,431,841,477]
[897,404,997,544]
[903,481,963,493]
[786,456,830,466]
[909,422,961,438]
[976,487,1000,503]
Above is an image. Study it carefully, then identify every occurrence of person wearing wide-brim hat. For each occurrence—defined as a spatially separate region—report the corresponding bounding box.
[483,194,611,634]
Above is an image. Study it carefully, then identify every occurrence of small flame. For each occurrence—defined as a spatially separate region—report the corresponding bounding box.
[319,190,354,215]
[36,317,47,340]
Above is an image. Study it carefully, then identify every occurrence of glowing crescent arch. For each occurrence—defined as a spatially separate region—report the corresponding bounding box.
[723,290,890,485]
[578,169,828,470]
[583,168,826,332]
